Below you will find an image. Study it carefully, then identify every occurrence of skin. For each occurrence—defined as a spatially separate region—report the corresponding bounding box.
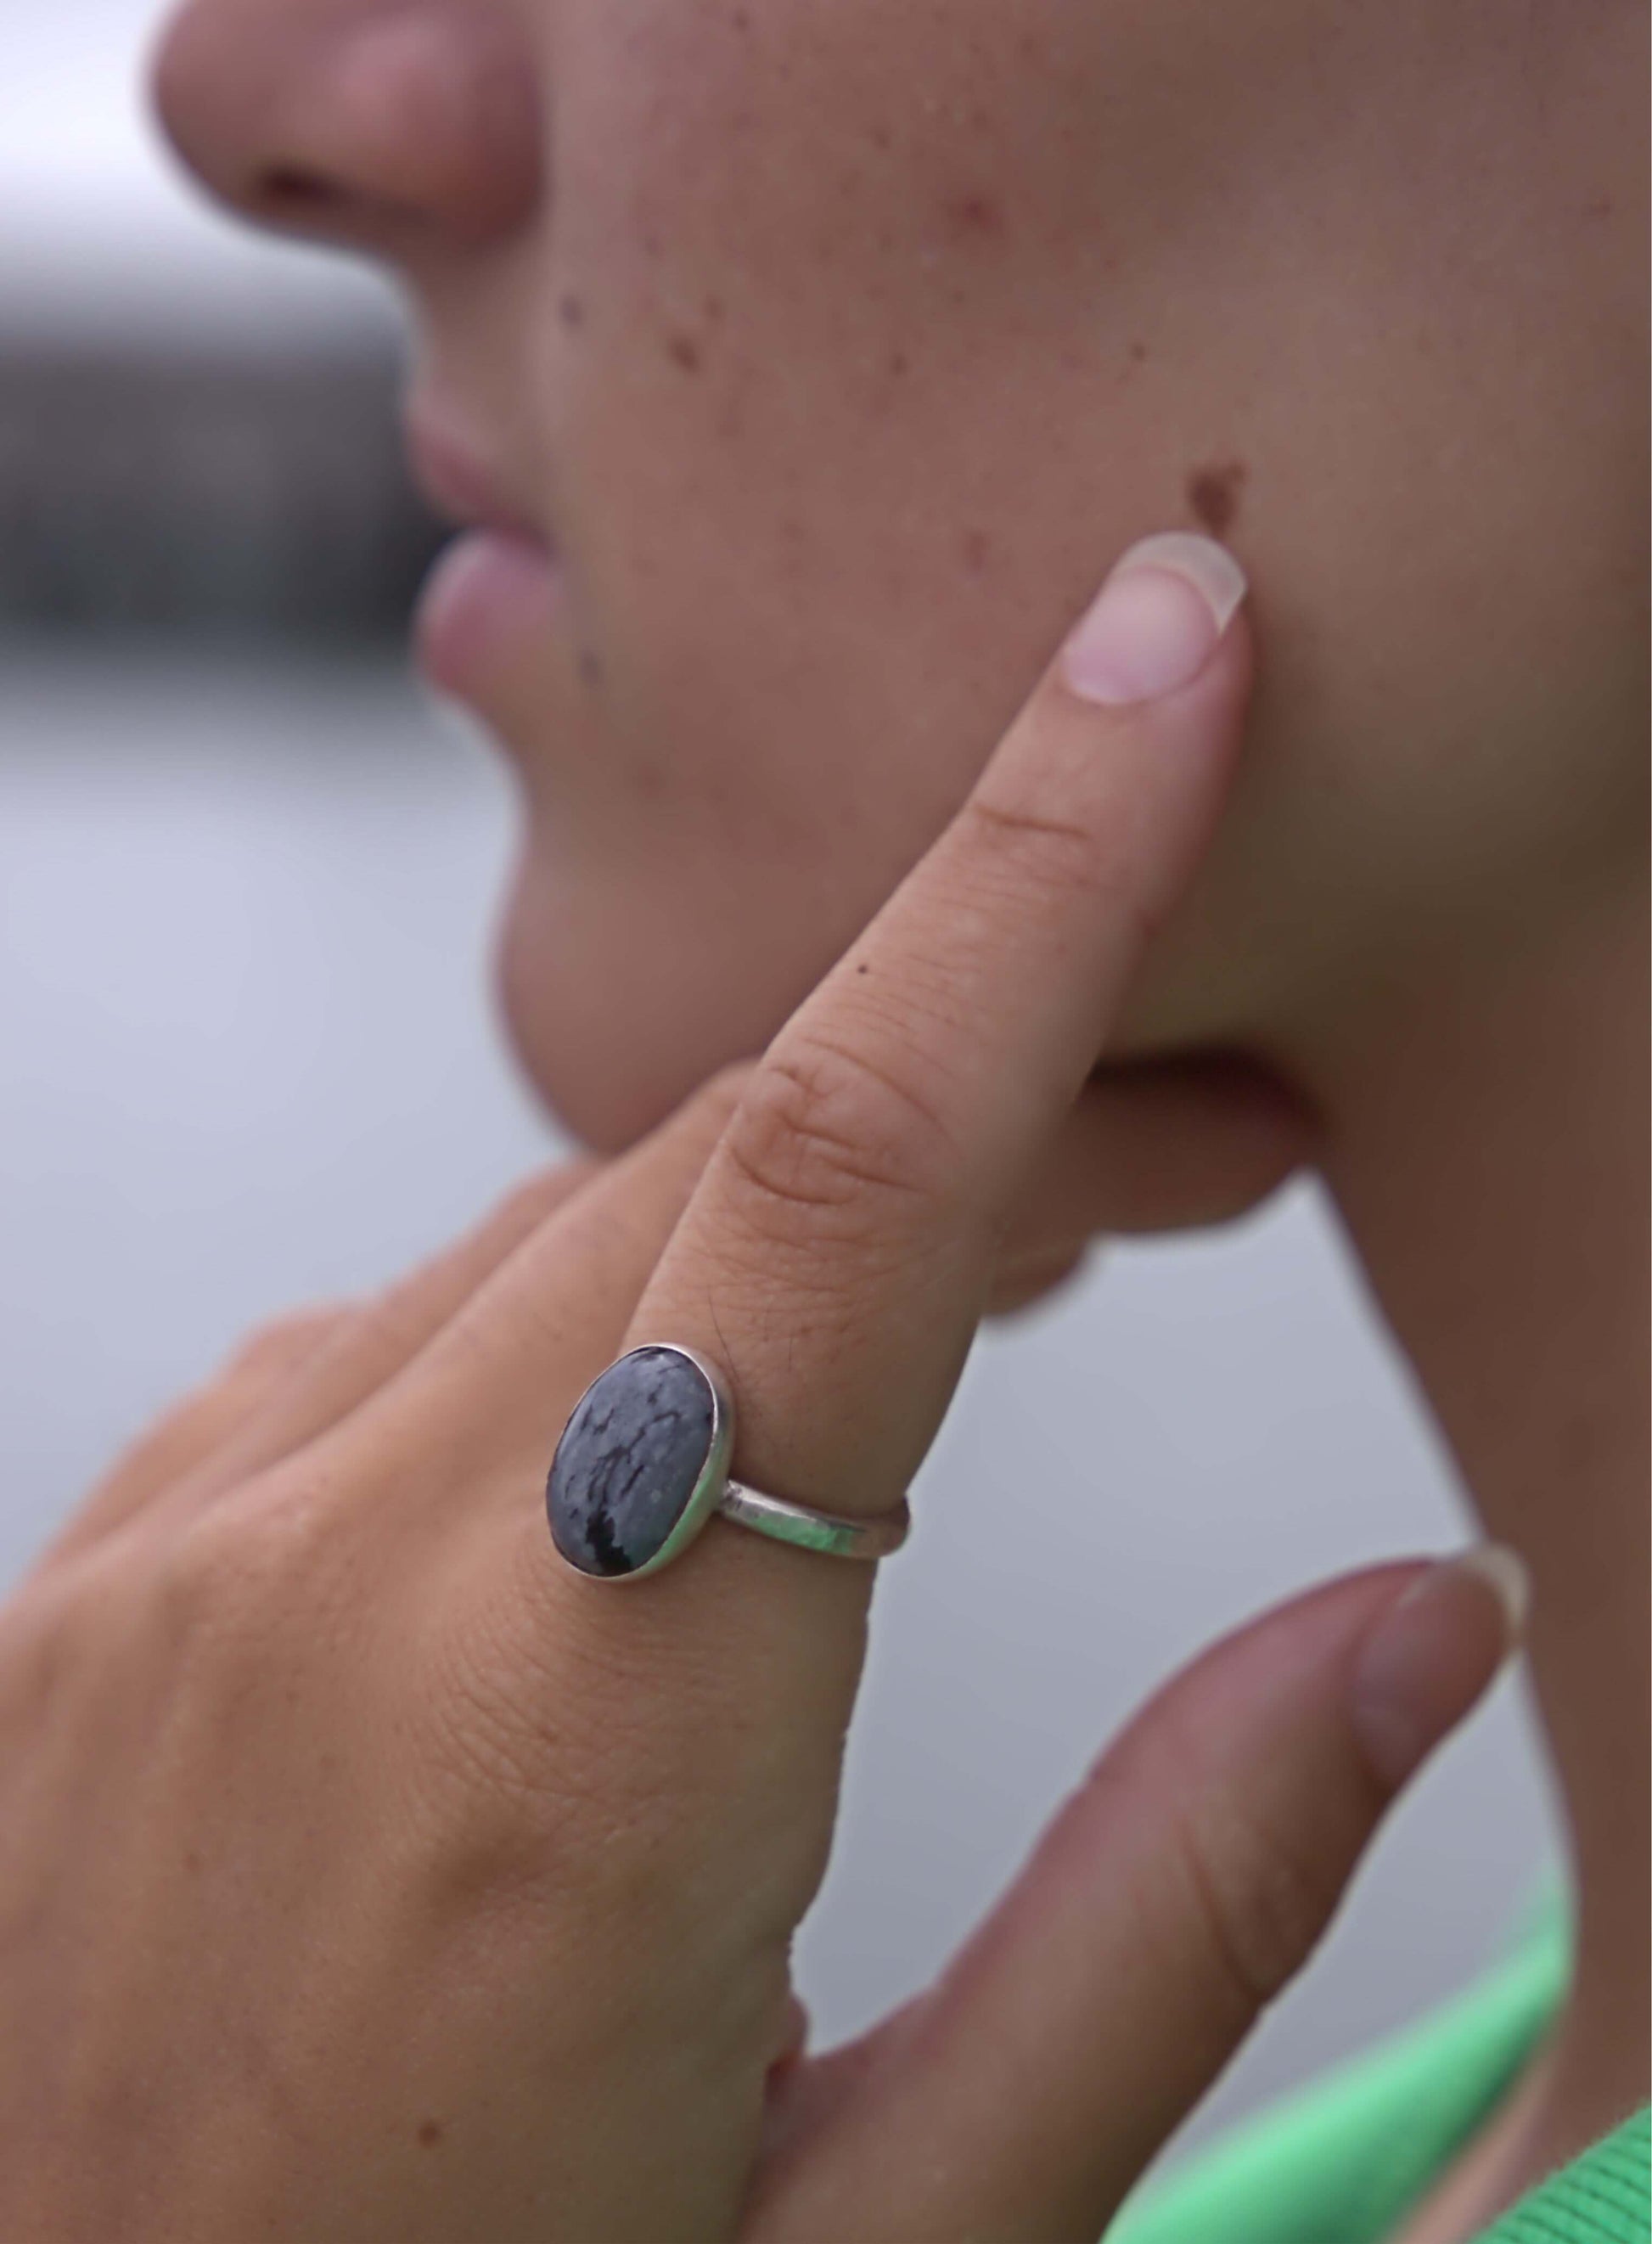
[13,0,1641,2233]
[0,598,1523,2241]
[154,0,1645,1149]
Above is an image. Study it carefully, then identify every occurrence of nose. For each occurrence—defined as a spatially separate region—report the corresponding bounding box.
[152,1,543,257]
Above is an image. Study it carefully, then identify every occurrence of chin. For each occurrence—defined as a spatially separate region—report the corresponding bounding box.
[492,812,1303,1160]
[494,859,771,1156]
[497,886,660,1154]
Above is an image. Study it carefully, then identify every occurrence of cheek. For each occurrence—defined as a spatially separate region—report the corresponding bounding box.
[502,22,1070,1131]
[509,0,1629,1134]
[540,0,1136,783]
[508,10,1307,1135]
[504,9,1166,1138]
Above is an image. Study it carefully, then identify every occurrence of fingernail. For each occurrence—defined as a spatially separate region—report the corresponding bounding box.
[1350,1544,1530,1791]
[1061,531,1249,708]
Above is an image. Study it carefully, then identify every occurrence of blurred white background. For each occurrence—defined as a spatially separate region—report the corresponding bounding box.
[3,0,396,345]
[2,0,1559,2186]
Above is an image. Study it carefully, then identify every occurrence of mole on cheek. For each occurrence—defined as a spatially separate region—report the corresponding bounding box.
[415,2119,443,2149]
[666,332,703,373]
[1187,458,1248,537]
[945,191,1003,237]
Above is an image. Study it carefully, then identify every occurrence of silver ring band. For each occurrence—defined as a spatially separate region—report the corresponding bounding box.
[545,1342,913,1583]
[716,1479,912,1561]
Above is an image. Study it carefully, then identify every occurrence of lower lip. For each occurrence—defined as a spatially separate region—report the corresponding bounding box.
[413,530,563,700]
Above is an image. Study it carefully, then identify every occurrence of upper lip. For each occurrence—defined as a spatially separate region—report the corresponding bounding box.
[402,400,551,547]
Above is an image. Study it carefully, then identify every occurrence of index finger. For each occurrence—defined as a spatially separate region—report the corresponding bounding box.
[623,530,1253,1541]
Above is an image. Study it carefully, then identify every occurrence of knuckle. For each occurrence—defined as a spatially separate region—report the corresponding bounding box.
[488,1160,595,1237]
[0,1555,156,1769]
[1163,1772,1341,2017]
[960,790,1157,948]
[150,1466,350,1662]
[661,1061,756,1164]
[151,1507,271,1656]
[722,1033,962,1240]
[0,1577,77,1732]
[222,1302,353,1385]
[695,1058,760,1123]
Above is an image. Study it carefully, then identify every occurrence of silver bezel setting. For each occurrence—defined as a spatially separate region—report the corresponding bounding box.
[549,1341,910,1580]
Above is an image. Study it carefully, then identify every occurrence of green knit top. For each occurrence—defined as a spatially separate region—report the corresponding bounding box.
[1106,1881,1649,2243]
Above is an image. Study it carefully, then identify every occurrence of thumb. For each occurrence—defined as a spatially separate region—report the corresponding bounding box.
[746,1547,1526,2244]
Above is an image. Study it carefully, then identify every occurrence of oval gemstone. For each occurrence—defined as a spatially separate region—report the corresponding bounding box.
[545,1346,716,1578]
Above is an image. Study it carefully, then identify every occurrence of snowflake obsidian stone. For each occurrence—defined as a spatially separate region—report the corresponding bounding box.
[545,1345,724,1579]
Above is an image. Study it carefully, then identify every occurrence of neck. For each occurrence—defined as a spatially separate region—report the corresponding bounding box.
[1304,872,1649,2180]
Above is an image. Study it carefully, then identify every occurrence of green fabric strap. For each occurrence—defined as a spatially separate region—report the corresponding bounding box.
[1109,1888,1569,2244]
[1104,1881,1650,2243]
[1481,2105,1649,2244]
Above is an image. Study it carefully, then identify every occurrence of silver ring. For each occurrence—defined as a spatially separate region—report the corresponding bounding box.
[545,1343,913,1583]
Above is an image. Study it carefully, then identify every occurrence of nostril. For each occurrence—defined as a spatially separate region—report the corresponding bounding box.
[153,3,543,253]
[253,164,428,245]
[260,165,349,215]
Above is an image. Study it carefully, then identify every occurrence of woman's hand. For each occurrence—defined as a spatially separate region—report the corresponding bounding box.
[0,536,1518,2244]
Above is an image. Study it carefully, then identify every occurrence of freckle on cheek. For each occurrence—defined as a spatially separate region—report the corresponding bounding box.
[946,191,1002,237]
[577,646,604,689]
[557,293,585,329]
[666,333,703,373]
[1187,459,1248,537]
[961,528,992,573]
